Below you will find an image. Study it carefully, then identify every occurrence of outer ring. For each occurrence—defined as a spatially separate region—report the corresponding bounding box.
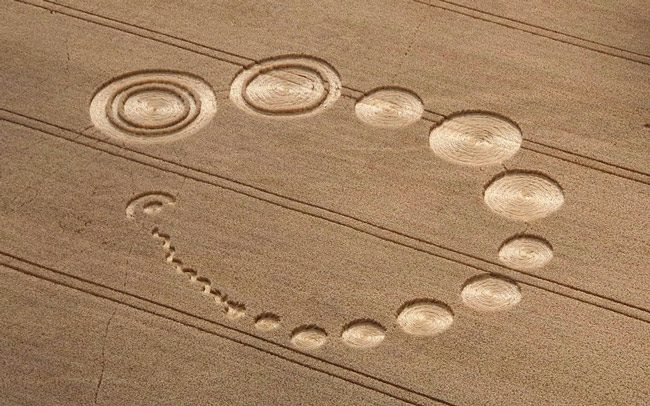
[89,71,216,143]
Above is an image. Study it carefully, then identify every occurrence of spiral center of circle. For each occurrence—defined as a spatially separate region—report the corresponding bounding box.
[244,66,327,114]
[229,56,341,118]
[461,275,522,311]
[429,112,522,166]
[120,88,189,129]
[355,88,423,128]
[484,172,565,221]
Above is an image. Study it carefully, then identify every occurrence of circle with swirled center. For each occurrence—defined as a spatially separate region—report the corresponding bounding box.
[355,87,424,128]
[484,171,565,222]
[89,71,217,143]
[499,235,553,269]
[229,56,341,118]
[429,112,522,166]
[461,275,522,311]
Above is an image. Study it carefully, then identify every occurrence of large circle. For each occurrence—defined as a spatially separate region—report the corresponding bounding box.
[499,235,553,270]
[355,88,423,128]
[396,300,453,336]
[484,171,565,221]
[90,71,216,143]
[429,112,522,166]
[230,56,341,118]
[461,275,521,311]
[341,320,386,349]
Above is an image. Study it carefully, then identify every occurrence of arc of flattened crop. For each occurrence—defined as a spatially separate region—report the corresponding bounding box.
[125,192,176,220]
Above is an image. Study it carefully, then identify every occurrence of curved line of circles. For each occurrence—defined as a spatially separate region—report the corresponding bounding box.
[127,193,523,352]
[104,55,566,348]
[93,55,563,272]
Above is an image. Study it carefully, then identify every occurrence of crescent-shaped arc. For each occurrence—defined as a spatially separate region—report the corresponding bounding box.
[125,192,176,220]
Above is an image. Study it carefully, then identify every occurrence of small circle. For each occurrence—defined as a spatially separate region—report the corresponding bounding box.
[429,112,522,166]
[461,275,521,311]
[90,71,216,143]
[341,320,386,349]
[499,235,553,270]
[230,56,341,118]
[484,171,564,221]
[290,326,327,350]
[396,300,453,336]
[355,88,423,128]
[255,314,281,332]
[225,303,245,320]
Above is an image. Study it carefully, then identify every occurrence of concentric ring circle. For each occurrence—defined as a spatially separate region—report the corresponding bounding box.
[461,275,522,311]
[230,56,341,118]
[396,300,454,336]
[484,171,565,221]
[429,112,522,166]
[499,235,554,269]
[355,88,423,128]
[90,71,216,143]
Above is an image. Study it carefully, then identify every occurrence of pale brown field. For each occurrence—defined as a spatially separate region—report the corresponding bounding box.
[1,1,649,405]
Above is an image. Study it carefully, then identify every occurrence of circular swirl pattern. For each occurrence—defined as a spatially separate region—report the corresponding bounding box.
[230,56,341,118]
[429,112,522,166]
[355,88,423,128]
[90,71,216,143]
[255,314,281,332]
[461,275,522,311]
[341,320,386,349]
[396,300,454,336]
[484,171,564,221]
[290,326,328,350]
[499,235,553,270]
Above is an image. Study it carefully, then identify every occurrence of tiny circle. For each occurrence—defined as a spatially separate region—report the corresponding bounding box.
[225,303,246,320]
